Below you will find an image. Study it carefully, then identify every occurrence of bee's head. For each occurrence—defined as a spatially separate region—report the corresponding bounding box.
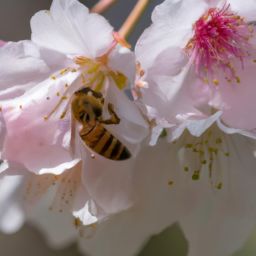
[72,88,103,123]
[75,87,103,99]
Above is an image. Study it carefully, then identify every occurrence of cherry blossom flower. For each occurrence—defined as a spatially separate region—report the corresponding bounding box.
[135,0,256,255]
[22,140,195,256]
[135,0,256,140]
[0,0,148,228]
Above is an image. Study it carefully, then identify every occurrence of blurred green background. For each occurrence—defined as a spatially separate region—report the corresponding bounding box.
[0,222,256,256]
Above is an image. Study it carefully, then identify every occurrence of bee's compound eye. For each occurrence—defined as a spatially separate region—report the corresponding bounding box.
[94,107,102,117]
[85,114,90,121]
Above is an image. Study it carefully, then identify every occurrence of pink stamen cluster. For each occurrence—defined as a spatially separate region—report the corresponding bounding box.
[186,4,254,83]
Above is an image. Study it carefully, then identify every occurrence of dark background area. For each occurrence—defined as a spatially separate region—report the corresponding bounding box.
[0,0,161,46]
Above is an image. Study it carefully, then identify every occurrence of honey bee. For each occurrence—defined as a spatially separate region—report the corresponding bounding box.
[71,87,131,160]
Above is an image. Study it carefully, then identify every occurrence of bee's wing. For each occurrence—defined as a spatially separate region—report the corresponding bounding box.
[70,114,77,156]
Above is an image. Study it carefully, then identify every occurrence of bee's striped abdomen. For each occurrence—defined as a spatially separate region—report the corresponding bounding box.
[80,123,131,160]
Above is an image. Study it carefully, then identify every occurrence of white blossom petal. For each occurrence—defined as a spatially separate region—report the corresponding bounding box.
[179,133,256,256]
[0,176,24,234]
[228,0,256,21]
[79,142,184,256]
[27,186,78,249]
[31,0,113,58]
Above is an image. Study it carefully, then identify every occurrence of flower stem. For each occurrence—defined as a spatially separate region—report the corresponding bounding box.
[91,0,117,14]
[118,0,150,39]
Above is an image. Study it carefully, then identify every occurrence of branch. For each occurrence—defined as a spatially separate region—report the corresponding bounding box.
[118,0,150,39]
[91,0,117,14]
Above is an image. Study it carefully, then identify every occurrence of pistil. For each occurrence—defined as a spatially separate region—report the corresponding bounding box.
[186,4,254,85]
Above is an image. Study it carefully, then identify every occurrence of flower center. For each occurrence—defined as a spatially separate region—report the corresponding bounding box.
[179,127,230,189]
[74,55,127,92]
[43,37,128,121]
[186,4,254,85]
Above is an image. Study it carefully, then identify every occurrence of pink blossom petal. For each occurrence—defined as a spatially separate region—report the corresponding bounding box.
[82,149,136,215]
[0,40,6,47]
[141,65,204,129]
[152,0,208,28]
[212,61,256,130]
[78,141,190,256]
[0,41,49,96]
[104,82,148,146]
[108,46,136,86]
[180,133,256,256]
[27,182,78,248]
[3,71,80,174]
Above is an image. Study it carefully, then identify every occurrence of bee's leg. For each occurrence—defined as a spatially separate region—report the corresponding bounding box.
[100,103,120,125]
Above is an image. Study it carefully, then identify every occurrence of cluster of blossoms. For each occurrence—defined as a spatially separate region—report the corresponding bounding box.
[1,0,256,255]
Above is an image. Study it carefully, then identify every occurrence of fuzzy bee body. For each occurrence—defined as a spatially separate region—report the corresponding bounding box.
[71,87,131,161]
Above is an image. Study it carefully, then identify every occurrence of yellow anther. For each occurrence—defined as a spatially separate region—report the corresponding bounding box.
[87,63,100,74]
[184,166,189,172]
[216,138,222,144]
[60,68,69,75]
[235,76,241,84]
[185,144,193,148]
[192,170,200,181]
[213,79,219,86]
[74,218,82,229]
[168,180,174,186]
[109,71,128,90]
[216,182,223,190]
[224,152,230,157]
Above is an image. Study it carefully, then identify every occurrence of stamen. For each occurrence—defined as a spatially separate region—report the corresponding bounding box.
[44,84,71,121]
[94,72,106,92]
[186,3,254,84]
[168,180,174,186]
[181,127,230,189]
